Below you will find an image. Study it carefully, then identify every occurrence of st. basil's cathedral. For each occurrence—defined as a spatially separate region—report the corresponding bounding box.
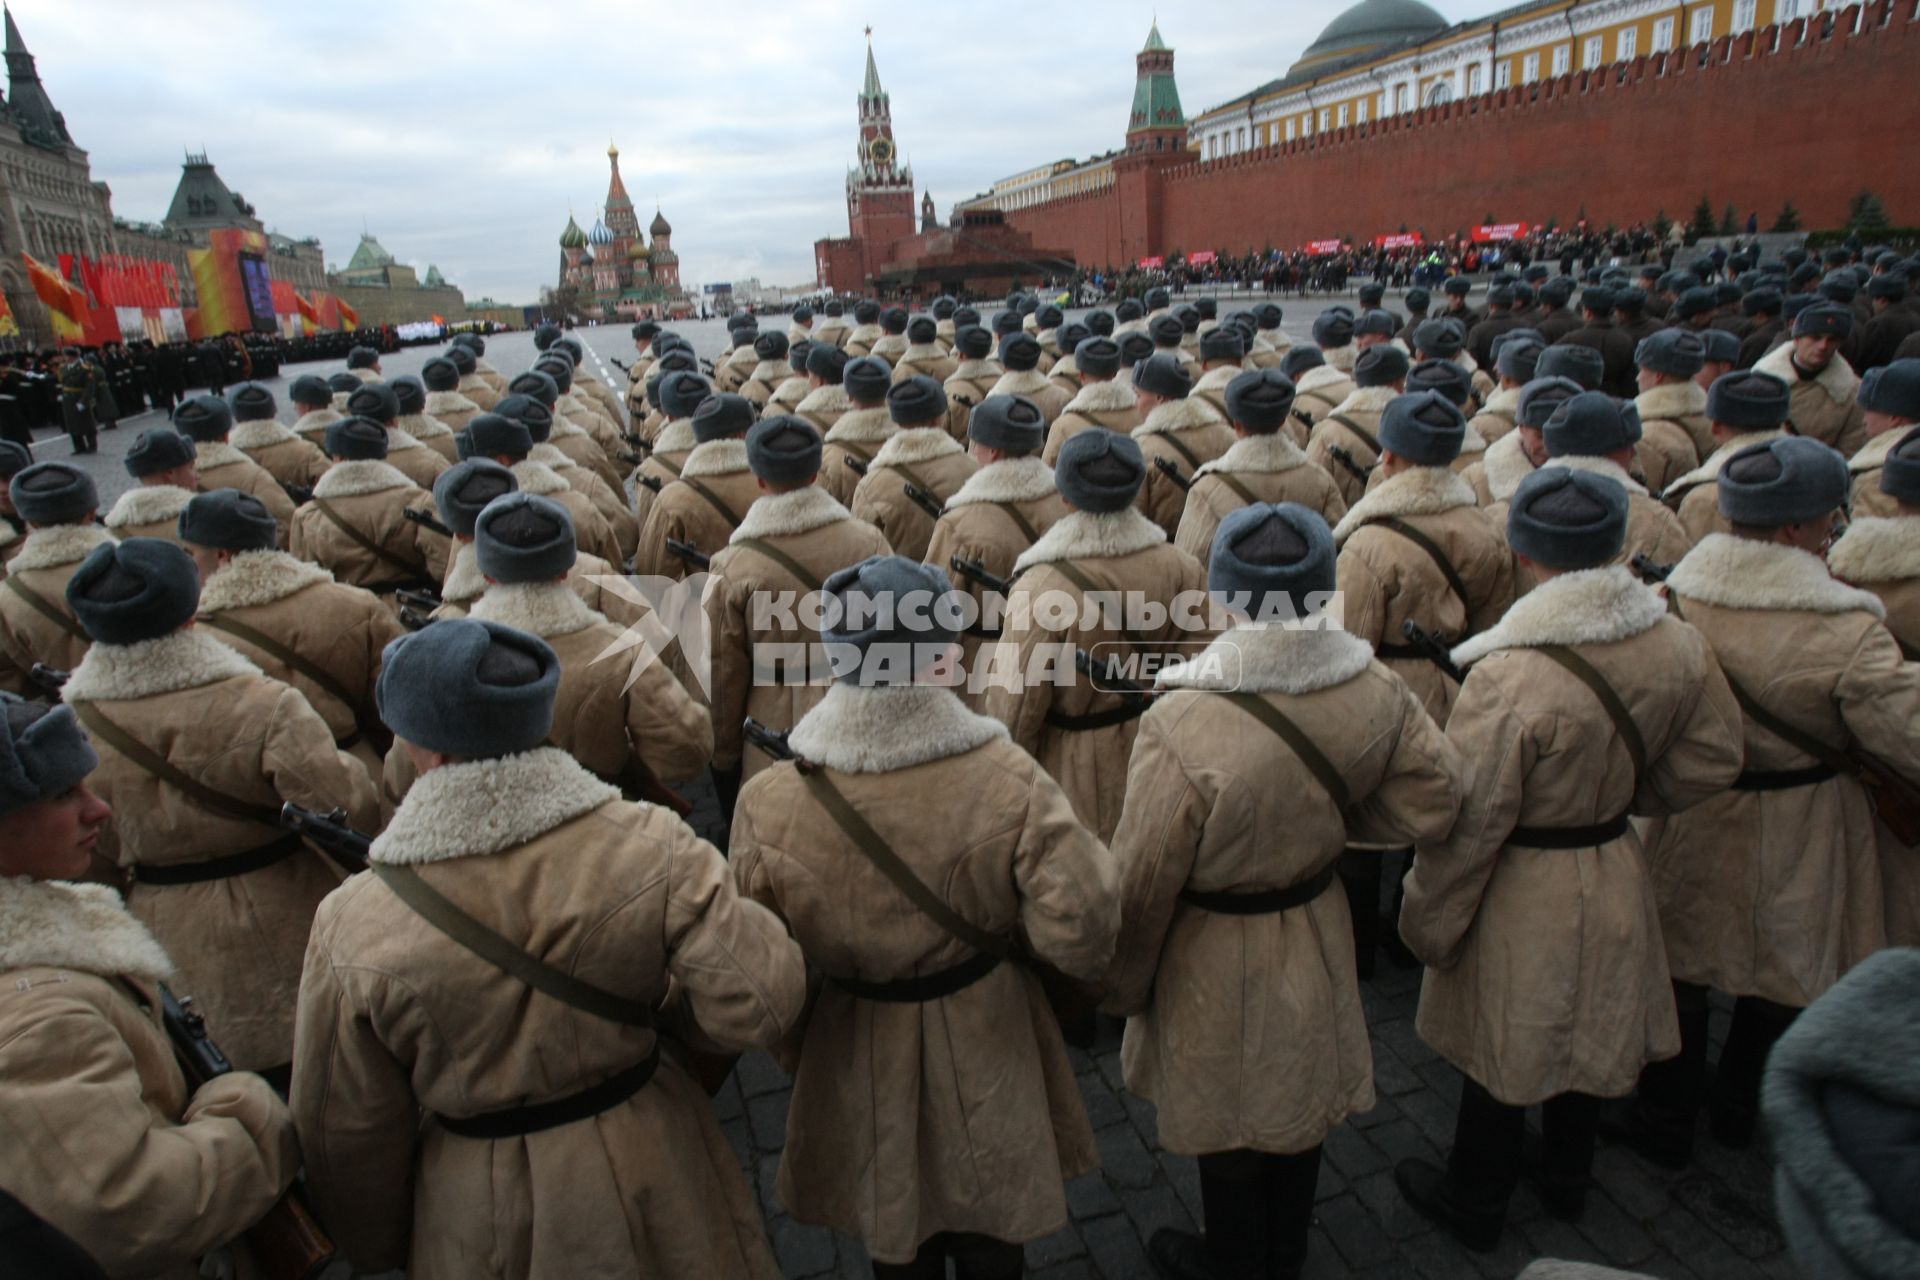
[556,143,691,321]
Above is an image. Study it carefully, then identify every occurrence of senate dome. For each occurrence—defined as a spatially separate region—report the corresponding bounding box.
[1291,0,1451,76]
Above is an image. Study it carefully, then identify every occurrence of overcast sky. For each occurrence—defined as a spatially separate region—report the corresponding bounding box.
[23,0,1481,303]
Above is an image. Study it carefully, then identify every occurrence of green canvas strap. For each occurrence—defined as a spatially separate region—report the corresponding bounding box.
[371,862,655,1027]
[3,574,88,641]
[992,501,1041,545]
[678,476,743,528]
[733,538,824,593]
[68,700,282,827]
[1157,431,1203,470]
[1217,692,1351,810]
[1536,645,1647,784]
[311,497,427,581]
[1213,472,1260,505]
[1365,517,1472,619]
[198,613,374,749]
[1326,413,1381,456]
[798,768,1010,961]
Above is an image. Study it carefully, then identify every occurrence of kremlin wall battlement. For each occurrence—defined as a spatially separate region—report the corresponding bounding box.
[1001,5,1920,272]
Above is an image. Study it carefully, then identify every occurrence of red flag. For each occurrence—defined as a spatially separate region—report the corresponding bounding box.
[336,297,359,328]
[295,292,319,324]
[22,253,85,323]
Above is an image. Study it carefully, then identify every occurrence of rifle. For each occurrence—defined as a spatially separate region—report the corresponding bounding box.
[903,482,944,521]
[1630,552,1673,584]
[620,431,652,451]
[1291,409,1315,430]
[160,981,337,1278]
[666,537,710,570]
[1073,648,1153,699]
[1400,620,1464,683]
[283,482,314,505]
[1329,445,1373,485]
[1152,456,1192,491]
[394,587,443,616]
[637,474,663,493]
[618,449,646,468]
[399,606,433,632]
[28,663,67,696]
[280,803,370,873]
[744,717,798,764]
[949,556,1011,596]
[610,358,630,374]
[403,507,452,538]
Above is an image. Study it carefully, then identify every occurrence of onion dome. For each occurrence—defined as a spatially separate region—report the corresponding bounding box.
[559,215,588,249]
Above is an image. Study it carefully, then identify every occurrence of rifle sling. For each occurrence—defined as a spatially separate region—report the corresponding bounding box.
[68,700,283,827]
[1048,558,1153,649]
[1326,413,1381,456]
[311,497,429,582]
[1535,645,1647,784]
[1217,692,1351,810]
[1669,596,1858,777]
[733,538,823,592]
[1157,431,1203,471]
[4,573,90,641]
[677,476,743,528]
[371,862,654,1027]
[1365,517,1472,619]
[832,440,875,467]
[798,768,1010,962]
[198,614,374,748]
[992,501,1041,544]
[1213,471,1260,505]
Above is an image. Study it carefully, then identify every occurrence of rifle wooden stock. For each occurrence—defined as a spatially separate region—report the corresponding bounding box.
[1400,620,1464,683]
[1152,455,1192,491]
[666,538,710,570]
[280,803,371,873]
[28,663,68,696]
[903,483,944,521]
[403,507,453,538]
[948,556,1011,596]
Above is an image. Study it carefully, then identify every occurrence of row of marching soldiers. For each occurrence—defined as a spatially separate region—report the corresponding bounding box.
[0,275,1916,1280]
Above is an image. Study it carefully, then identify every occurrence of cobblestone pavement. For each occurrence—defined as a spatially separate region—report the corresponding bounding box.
[679,777,1793,1280]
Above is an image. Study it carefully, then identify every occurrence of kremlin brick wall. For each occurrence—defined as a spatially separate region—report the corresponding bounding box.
[1003,8,1920,271]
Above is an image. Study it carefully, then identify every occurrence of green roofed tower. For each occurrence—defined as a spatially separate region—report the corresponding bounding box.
[1127,22,1189,155]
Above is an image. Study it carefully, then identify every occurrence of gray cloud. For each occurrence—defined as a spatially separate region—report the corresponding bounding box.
[26,0,1481,301]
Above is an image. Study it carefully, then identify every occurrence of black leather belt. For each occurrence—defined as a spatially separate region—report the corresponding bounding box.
[436,1047,659,1140]
[830,950,1003,1002]
[1178,864,1337,915]
[1505,812,1631,849]
[1732,764,1838,792]
[132,833,304,885]
[1375,642,1432,661]
[1046,701,1149,732]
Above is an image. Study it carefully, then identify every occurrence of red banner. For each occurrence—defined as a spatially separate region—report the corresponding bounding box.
[1136,256,1165,270]
[1472,222,1531,243]
[1187,250,1218,266]
[1372,232,1424,250]
[1305,240,1346,255]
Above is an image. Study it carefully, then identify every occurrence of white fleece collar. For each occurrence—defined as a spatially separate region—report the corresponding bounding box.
[399,413,453,440]
[1062,379,1138,416]
[1846,428,1905,474]
[230,419,298,449]
[946,456,1057,509]
[64,627,261,702]
[384,427,428,454]
[681,438,751,479]
[795,384,854,418]
[846,324,885,348]
[1544,452,1647,496]
[1482,430,1538,502]
[529,443,577,471]
[1477,385,1523,417]
[1015,506,1166,572]
[198,550,333,613]
[870,427,963,468]
[10,523,112,572]
[950,359,1004,384]
[1635,379,1708,422]
[314,460,414,499]
[988,368,1057,399]
[370,748,620,865]
[732,486,853,541]
[442,541,486,604]
[1158,622,1373,694]
[1134,395,1225,439]
[1328,385,1400,418]
[193,441,250,471]
[1193,366,1241,396]
[1295,364,1351,396]
[787,682,1008,774]
[1663,428,1791,496]
[1195,432,1309,477]
[104,484,193,531]
[824,407,896,445]
[0,877,171,981]
[470,581,603,637]
[1323,344,1358,374]
[1829,517,1920,585]
[1333,465,1478,544]
[747,360,795,387]
[424,390,480,416]
[1669,534,1887,618]
[293,408,343,434]
[510,460,570,497]
[1755,342,1860,406]
[1452,566,1667,667]
[899,344,947,364]
[870,334,909,359]
[652,418,698,455]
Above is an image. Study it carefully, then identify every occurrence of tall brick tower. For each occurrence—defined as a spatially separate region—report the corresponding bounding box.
[1115,22,1194,266]
[846,33,915,284]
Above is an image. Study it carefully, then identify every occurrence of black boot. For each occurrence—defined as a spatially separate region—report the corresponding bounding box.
[1381,850,1420,969]
[1398,1076,1518,1252]
[1709,996,1798,1149]
[1394,1158,1505,1252]
[1149,1152,1266,1279]
[1338,852,1380,980]
[1263,1147,1322,1279]
[1606,980,1708,1168]
[1527,1093,1601,1219]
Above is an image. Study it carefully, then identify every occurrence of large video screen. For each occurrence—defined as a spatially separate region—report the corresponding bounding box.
[237,252,278,334]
